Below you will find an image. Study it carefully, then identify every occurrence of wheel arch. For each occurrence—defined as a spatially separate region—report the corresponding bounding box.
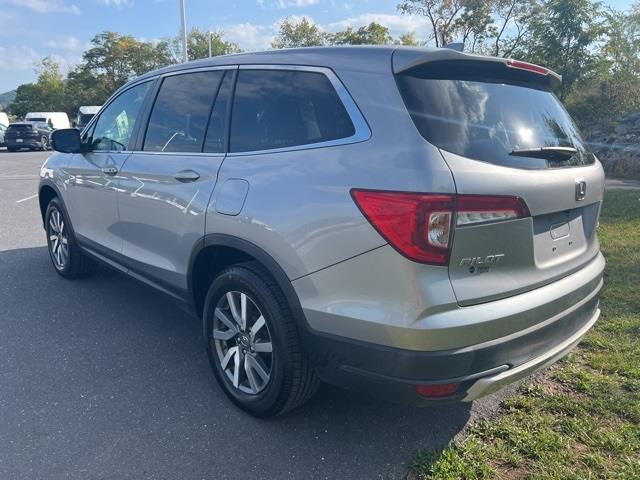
[189,235,309,329]
[38,180,64,226]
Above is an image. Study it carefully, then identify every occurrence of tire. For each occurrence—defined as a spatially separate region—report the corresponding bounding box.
[7,147,16,152]
[45,197,97,279]
[203,261,319,417]
[40,136,49,151]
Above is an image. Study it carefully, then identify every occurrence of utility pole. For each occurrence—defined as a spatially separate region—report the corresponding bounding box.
[179,0,188,62]
[208,30,212,57]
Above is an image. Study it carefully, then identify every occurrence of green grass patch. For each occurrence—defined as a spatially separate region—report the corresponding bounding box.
[408,191,640,480]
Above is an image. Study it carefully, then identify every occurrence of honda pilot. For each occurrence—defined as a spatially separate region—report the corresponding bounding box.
[40,47,605,416]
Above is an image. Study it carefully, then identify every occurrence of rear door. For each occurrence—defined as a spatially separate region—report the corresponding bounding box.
[395,58,605,305]
[116,67,234,294]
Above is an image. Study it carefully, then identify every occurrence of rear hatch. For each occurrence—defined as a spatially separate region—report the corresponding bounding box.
[6,124,38,140]
[394,50,604,306]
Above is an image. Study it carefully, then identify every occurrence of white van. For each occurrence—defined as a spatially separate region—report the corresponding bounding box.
[75,106,101,130]
[25,112,70,130]
[0,111,9,127]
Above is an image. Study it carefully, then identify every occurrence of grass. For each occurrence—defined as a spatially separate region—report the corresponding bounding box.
[408,190,640,480]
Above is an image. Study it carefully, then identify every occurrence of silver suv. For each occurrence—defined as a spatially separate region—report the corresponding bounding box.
[40,47,605,416]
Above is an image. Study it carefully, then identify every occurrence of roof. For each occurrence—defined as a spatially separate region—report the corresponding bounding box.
[124,45,560,93]
[135,46,402,83]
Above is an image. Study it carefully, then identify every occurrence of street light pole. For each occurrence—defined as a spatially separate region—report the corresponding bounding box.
[208,30,212,57]
[179,0,188,62]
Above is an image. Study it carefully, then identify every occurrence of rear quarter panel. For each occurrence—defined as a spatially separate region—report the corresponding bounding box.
[205,68,457,280]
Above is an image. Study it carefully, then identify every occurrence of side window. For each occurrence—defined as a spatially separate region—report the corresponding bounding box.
[92,81,151,152]
[203,71,234,153]
[229,70,356,153]
[144,70,224,153]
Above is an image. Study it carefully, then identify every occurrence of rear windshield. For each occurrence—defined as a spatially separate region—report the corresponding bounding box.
[8,124,33,131]
[396,75,595,169]
[27,117,46,122]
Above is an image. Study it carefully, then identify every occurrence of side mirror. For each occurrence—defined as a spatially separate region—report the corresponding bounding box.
[51,128,83,153]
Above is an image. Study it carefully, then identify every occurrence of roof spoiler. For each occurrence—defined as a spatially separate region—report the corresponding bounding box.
[392,48,562,92]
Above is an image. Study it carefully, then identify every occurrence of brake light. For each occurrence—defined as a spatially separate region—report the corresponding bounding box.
[351,190,529,266]
[506,58,549,76]
[351,190,455,265]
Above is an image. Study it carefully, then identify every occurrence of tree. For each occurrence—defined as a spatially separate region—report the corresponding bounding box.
[565,3,640,130]
[457,0,494,52]
[601,5,640,74]
[488,0,539,57]
[170,28,241,62]
[63,64,110,114]
[395,32,422,46]
[9,57,66,118]
[521,0,606,99]
[329,22,393,45]
[271,17,326,48]
[397,0,540,54]
[398,0,468,47]
[82,32,173,94]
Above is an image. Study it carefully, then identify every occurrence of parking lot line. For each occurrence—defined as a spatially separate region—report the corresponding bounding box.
[15,193,38,204]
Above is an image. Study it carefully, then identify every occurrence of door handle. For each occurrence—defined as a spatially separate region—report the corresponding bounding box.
[174,170,200,182]
[101,166,118,175]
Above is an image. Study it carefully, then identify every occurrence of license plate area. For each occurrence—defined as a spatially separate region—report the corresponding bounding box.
[16,138,23,142]
[532,204,598,267]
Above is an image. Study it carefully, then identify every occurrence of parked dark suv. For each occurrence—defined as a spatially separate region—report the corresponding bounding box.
[41,47,605,416]
[6,122,53,151]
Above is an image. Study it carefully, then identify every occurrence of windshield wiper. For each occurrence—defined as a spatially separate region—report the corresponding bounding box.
[509,146,578,161]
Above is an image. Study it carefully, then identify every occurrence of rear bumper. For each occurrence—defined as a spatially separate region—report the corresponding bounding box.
[463,304,599,401]
[6,139,42,149]
[298,252,604,405]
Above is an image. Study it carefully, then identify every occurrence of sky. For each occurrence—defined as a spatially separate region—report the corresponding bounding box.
[0,0,636,93]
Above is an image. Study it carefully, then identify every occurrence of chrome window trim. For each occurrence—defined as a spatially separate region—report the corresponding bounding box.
[125,150,226,158]
[227,64,371,157]
[159,65,237,78]
[120,64,370,158]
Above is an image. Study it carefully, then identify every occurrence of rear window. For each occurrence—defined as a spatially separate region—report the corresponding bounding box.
[8,124,33,131]
[396,75,595,169]
[27,117,46,122]
[230,70,355,153]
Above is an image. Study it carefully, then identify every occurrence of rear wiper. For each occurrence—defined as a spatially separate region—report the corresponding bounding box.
[509,146,578,161]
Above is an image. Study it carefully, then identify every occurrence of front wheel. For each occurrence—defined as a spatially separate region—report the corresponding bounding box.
[203,262,319,416]
[45,198,97,278]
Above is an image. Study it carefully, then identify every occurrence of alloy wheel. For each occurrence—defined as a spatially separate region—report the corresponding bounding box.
[212,291,273,395]
[48,208,69,270]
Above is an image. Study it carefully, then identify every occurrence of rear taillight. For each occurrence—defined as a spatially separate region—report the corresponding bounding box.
[456,195,530,226]
[351,190,455,265]
[506,58,550,76]
[351,190,529,266]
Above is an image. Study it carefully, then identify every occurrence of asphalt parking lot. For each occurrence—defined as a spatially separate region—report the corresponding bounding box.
[0,149,513,480]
